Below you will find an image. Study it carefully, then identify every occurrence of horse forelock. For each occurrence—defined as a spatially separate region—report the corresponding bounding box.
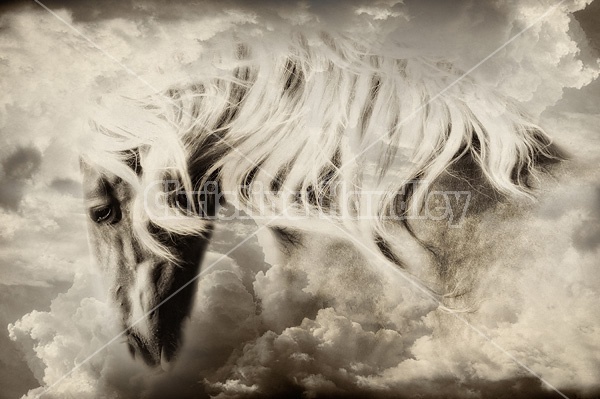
[82,97,213,263]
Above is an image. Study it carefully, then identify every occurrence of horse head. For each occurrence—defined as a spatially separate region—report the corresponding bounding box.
[81,150,217,369]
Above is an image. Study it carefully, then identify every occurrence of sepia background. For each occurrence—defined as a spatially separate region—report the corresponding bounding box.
[0,0,599,398]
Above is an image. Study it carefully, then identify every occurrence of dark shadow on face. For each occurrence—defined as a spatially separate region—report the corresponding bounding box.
[81,159,215,369]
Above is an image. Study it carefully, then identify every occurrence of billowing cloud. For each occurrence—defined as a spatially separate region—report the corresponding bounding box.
[205,196,600,398]
[9,194,600,398]
[8,251,262,399]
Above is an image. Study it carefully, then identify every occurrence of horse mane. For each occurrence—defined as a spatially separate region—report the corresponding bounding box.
[83,31,563,288]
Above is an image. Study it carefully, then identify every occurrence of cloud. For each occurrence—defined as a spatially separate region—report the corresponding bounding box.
[49,178,82,197]
[1,146,42,180]
[571,186,600,252]
[12,179,600,398]
[209,308,411,397]
[208,204,600,398]
[0,145,42,210]
[8,252,262,399]
[13,214,600,398]
[0,281,72,399]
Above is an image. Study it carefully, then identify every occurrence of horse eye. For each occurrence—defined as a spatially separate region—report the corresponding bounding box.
[90,204,119,224]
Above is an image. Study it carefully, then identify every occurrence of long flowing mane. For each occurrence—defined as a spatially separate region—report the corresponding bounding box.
[82,31,563,294]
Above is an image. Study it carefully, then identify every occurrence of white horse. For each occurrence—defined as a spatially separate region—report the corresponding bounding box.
[81,32,564,369]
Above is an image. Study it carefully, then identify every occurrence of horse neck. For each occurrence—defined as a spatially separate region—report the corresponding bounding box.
[388,155,513,302]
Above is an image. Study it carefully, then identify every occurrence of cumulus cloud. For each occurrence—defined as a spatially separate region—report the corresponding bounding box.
[8,250,262,399]
[10,197,600,398]
[204,196,600,398]
[10,176,600,398]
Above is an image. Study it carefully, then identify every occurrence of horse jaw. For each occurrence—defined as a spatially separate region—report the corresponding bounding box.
[122,253,207,369]
[82,161,211,369]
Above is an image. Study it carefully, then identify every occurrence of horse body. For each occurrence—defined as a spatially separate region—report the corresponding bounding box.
[81,32,564,368]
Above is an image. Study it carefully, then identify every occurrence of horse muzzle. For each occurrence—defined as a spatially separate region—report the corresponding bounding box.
[126,326,177,371]
[122,260,201,371]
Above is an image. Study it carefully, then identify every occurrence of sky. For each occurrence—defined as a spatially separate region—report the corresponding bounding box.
[0,0,599,398]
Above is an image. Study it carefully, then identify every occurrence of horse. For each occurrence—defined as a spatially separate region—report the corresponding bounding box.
[80,32,565,370]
